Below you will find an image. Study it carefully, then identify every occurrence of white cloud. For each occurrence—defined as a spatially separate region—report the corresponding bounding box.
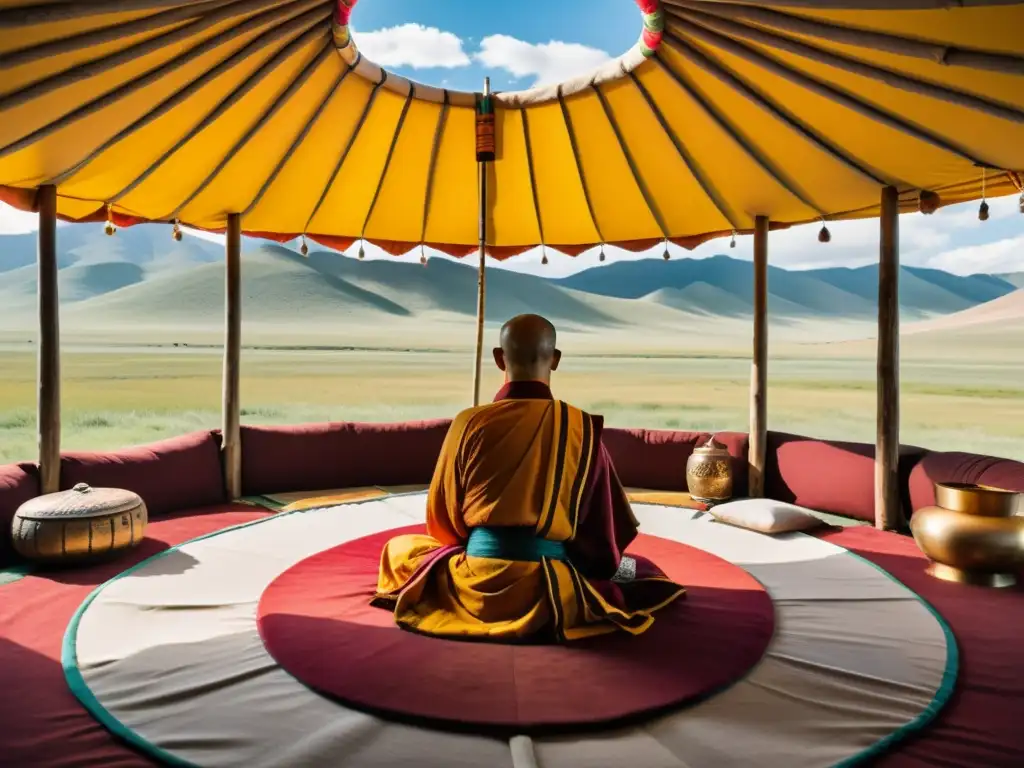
[475,35,612,87]
[354,23,470,69]
[183,226,225,246]
[925,235,1024,276]
[0,204,40,234]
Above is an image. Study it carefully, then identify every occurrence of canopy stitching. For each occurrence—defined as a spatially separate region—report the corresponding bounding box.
[520,108,547,246]
[0,0,216,27]
[361,87,415,239]
[419,90,450,244]
[557,87,605,245]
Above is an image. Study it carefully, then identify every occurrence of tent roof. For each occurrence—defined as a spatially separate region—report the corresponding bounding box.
[1,0,1022,258]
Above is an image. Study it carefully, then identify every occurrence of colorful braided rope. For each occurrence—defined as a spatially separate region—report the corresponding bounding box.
[333,0,358,49]
[636,0,664,57]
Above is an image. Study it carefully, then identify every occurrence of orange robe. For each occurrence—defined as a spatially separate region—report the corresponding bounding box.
[373,381,685,642]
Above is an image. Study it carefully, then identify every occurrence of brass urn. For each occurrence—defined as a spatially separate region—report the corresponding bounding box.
[686,436,734,504]
[910,482,1023,588]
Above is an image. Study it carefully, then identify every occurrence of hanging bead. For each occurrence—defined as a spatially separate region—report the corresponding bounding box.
[172,220,183,242]
[729,231,736,249]
[1019,191,1024,215]
[357,241,365,260]
[541,247,549,266]
[918,190,940,215]
[818,221,831,243]
[599,246,606,262]
[662,240,671,260]
[979,200,990,221]
[104,205,115,236]
[300,235,308,256]
[420,245,427,266]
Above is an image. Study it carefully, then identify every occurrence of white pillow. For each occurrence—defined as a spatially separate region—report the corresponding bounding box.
[709,498,824,534]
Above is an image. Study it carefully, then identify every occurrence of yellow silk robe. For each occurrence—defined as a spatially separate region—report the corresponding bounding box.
[374,382,685,642]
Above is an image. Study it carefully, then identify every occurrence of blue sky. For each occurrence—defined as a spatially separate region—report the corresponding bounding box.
[1,0,1022,277]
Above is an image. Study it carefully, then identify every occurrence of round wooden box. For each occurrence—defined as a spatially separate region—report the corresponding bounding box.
[11,483,148,563]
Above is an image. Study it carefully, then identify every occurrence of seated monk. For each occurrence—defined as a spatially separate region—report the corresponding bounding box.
[373,314,685,642]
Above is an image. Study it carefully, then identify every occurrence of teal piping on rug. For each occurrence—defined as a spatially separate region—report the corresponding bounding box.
[0,562,33,586]
[830,550,960,768]
[63,490,426,767]
[239,495,285,512]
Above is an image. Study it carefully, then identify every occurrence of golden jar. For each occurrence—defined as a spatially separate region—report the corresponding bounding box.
[11,483,148,564]
[910,482,1023,588]
[686,436,734,504]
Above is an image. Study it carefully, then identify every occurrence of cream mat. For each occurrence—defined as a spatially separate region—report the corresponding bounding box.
[64,494,955,768]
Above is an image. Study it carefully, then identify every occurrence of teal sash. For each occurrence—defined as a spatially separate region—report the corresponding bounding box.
[466,526,568,562]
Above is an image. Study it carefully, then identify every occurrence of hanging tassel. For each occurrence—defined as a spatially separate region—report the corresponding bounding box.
[979,169,989,221]
[104,204,116,236]
[729,230,736,249]
[541,246,548,266]
[662,240,671,260]
[420,245,427,266]
[599,245,606,262]
[357,241,365,260]
[300,235,308,256]
[918,190,940,215]
[1018,191,1024,215]
[818,220,831,243]
[172,220,183,242]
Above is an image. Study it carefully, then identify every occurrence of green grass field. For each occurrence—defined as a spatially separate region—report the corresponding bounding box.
[2,341,1023,464]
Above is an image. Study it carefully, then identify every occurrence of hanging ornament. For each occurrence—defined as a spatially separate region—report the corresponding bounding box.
[104,204,116,236]
[300,235,308,256]
[662,239,671,260]
[599,245,606,262]
[817,219,831,243]
[729,230,736,249]
[978,168,989,221]
[918,190,940,215]
[541,246,548,266]
[172,220,183,242]
[420,245,428,266]
[357,241,365,260]
[1018,190,1024,215]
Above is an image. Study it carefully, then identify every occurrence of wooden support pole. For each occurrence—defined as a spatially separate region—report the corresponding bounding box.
[749,215,769,498]
[222,213,242,499]
[37,185,60,495]
[472,77,492,407]
[876,186,902,531]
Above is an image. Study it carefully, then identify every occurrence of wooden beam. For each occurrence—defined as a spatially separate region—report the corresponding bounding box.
[222,213,242,499]
[876,186,902,531]
[749,215,769,498]
[37,185,60,495]
[472,78,491,407]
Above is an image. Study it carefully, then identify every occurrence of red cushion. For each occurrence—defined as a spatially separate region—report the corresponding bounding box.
[0,463,39,566]
[60,431,226,517]
[603,428,709,490]
[908,451,1024,512]
[240,420,451,496]
[764,432,925,524]
[713,431,750,497]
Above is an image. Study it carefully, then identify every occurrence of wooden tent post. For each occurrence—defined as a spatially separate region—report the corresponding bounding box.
[876,186,902,530]
[37,185,60,495]
[749,216,769,498]
[222,213,242,499]
[472,77,492,407]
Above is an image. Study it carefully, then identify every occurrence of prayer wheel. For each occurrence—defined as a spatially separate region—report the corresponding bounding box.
[686,436,734,504]
[11,483,147,564]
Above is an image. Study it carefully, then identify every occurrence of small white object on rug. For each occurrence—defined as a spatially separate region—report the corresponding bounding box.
[709,498,824,535]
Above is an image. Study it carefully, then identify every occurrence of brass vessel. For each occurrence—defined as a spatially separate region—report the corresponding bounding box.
[686,436,733,504]
[910,482,1023,588]
[11,483,148,564]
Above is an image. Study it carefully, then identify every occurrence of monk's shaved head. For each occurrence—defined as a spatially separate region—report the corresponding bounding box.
[493,314,561,382]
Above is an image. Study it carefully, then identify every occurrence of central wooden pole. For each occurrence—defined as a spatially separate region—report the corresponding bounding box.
[37,185,60,495]
[222,213,242,499]
[876,186,902,530]
[472,77,492,406]
[749,216,769,498]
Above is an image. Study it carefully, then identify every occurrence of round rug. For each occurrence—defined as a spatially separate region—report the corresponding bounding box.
[256,524,775,732]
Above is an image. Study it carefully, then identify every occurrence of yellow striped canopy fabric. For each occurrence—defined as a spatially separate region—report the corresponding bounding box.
[1,0,1022,259]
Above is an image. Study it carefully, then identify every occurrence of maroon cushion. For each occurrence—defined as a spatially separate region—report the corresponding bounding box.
[240,420,452,496]
[603,428,709,491]
[764,432,925,524]
[713,431,750,498]
[60,431,226,517]
[0,463,39,566]
[908,451,1024,513]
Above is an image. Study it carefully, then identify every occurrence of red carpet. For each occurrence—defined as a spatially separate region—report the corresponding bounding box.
[257,525,775,733]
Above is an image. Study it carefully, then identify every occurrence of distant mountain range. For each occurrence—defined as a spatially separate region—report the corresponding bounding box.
[0,224,1019,330]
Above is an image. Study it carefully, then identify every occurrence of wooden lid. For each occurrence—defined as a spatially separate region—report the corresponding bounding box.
[15,483,143,521]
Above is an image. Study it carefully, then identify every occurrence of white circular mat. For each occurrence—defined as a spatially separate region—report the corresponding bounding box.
[63,493,956,768]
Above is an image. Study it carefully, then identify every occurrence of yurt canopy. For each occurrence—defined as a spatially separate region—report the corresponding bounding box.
[1,0,1023,258]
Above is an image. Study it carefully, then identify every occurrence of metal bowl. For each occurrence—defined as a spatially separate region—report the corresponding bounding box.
[934,482,1019,518]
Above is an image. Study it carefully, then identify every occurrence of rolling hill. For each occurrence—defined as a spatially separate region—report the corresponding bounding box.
[0,227,1018,336]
